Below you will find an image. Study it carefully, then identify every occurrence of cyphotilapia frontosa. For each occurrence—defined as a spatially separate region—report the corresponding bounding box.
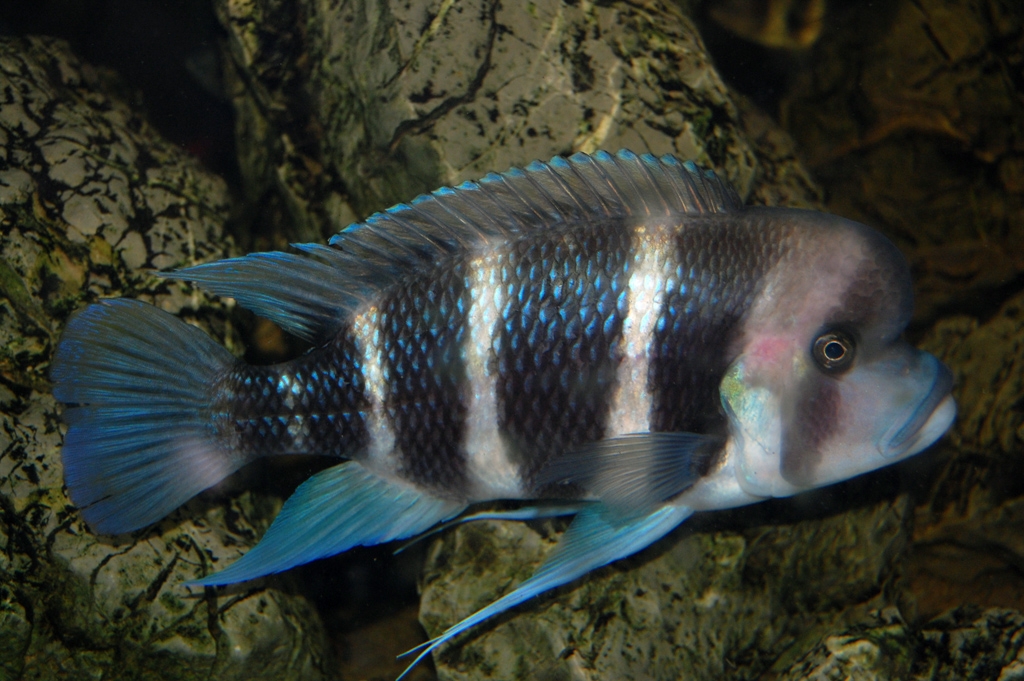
[51,150,955,677]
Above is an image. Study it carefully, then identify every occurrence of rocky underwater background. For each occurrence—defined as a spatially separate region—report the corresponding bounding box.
[2,0,1024,679]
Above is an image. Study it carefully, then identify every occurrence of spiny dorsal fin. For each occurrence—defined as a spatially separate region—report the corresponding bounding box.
[170,151,743,341]
[329,149,742,267]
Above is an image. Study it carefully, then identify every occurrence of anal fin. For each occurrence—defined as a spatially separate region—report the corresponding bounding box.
[189,462,465,586]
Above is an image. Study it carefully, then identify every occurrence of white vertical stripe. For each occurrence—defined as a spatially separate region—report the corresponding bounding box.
[351,305,398,471]
[605,224,674,437]
[462,253,523,498]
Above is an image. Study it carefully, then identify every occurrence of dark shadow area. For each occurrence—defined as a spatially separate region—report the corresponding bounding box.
[2,0,238,185]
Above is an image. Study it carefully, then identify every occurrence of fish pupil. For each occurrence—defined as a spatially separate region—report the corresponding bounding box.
[823,340,845,361]
[812,330,855,373]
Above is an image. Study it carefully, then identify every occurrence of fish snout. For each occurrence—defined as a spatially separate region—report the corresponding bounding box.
[880,352,955,459]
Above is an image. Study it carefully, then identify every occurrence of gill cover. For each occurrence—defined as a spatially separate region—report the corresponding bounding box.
[720,359,797,498]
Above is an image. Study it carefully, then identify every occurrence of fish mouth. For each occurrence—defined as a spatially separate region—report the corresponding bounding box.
[881,355,955,459]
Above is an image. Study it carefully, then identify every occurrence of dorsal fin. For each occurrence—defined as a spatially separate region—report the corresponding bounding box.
[170,151,743,342]
[328,149,742,267]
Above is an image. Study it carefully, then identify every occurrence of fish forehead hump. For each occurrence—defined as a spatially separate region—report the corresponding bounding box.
[739,207,914,351]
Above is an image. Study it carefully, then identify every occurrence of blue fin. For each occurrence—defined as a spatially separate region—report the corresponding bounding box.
[393,502,586,554]
[165,245,363,342]
[168,152,741,342]
[536,432,722,511]
[330,150,741,271]
[398,503,694,679]
[51,299,240,534]
[189,461,466,586]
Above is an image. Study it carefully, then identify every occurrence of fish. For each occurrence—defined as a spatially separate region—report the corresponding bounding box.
[50,150,955,677]
[707,0,826,50]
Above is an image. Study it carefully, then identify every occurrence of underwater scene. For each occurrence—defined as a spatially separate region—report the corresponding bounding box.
[1,0,1023,679]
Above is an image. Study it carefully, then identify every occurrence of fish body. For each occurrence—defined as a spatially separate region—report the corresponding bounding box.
[51,151,954,676]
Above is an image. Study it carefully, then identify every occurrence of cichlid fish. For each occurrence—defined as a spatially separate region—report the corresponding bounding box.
[51,150,955,676]
[707,0,826,50]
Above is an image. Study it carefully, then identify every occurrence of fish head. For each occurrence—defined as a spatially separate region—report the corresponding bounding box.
[720,209,956,498]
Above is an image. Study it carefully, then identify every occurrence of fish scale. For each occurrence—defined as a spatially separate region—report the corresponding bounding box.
[212,335,369,458]
[495,222,632,491]
[379,256,470,494]
[50,150,955,680]
[649,217,788,435]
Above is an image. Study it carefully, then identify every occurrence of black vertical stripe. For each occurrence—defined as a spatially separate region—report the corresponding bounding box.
[378,258,471,495]
[494,221,633,492]
[648,217,786,436]
[213,327,370,458]
[781,376,838,486]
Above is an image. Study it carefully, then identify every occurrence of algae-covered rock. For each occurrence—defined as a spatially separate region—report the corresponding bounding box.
[913,607,1024,679]
[920,291,1024,462]
[214,0,330,246]
[215,0,821,244]
[420,497,910,680]
[773,607,916,681]
[0,36,328,680]
[774,605,1024,680]
[301,0,821,213]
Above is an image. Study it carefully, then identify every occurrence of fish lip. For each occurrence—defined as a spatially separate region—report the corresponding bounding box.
[881,356,955,458]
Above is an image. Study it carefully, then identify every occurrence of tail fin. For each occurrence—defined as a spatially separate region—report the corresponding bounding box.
[52,299,241,535]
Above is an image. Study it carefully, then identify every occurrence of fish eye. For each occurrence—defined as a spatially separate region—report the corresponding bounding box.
[812,330,856,374]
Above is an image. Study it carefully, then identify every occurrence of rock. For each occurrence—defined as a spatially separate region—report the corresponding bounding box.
[774,605,1024,680]
[0,36,328,680]
[420,496,911,680]
[919,291,1024,462]
[214,0,331,246]
[214,0,821,245]
[770,2,1024,675]
[772,607,915,681]
[778,0,1024,323]
[913,607,1024,679]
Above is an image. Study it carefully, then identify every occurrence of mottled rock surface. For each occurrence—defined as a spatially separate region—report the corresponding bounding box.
[0,36,328,680]
[215,0,329,247]
[421,499,910,680]
[913,607,1024,679]
[215,0,821,245]
[774,605,1024,680]
[772,607,916,680]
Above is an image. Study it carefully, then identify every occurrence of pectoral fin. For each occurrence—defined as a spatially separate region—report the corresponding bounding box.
[398,503,694,679]
[536,432,721,511]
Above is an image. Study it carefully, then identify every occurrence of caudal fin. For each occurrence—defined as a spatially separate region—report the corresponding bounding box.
[51,299,240,535]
